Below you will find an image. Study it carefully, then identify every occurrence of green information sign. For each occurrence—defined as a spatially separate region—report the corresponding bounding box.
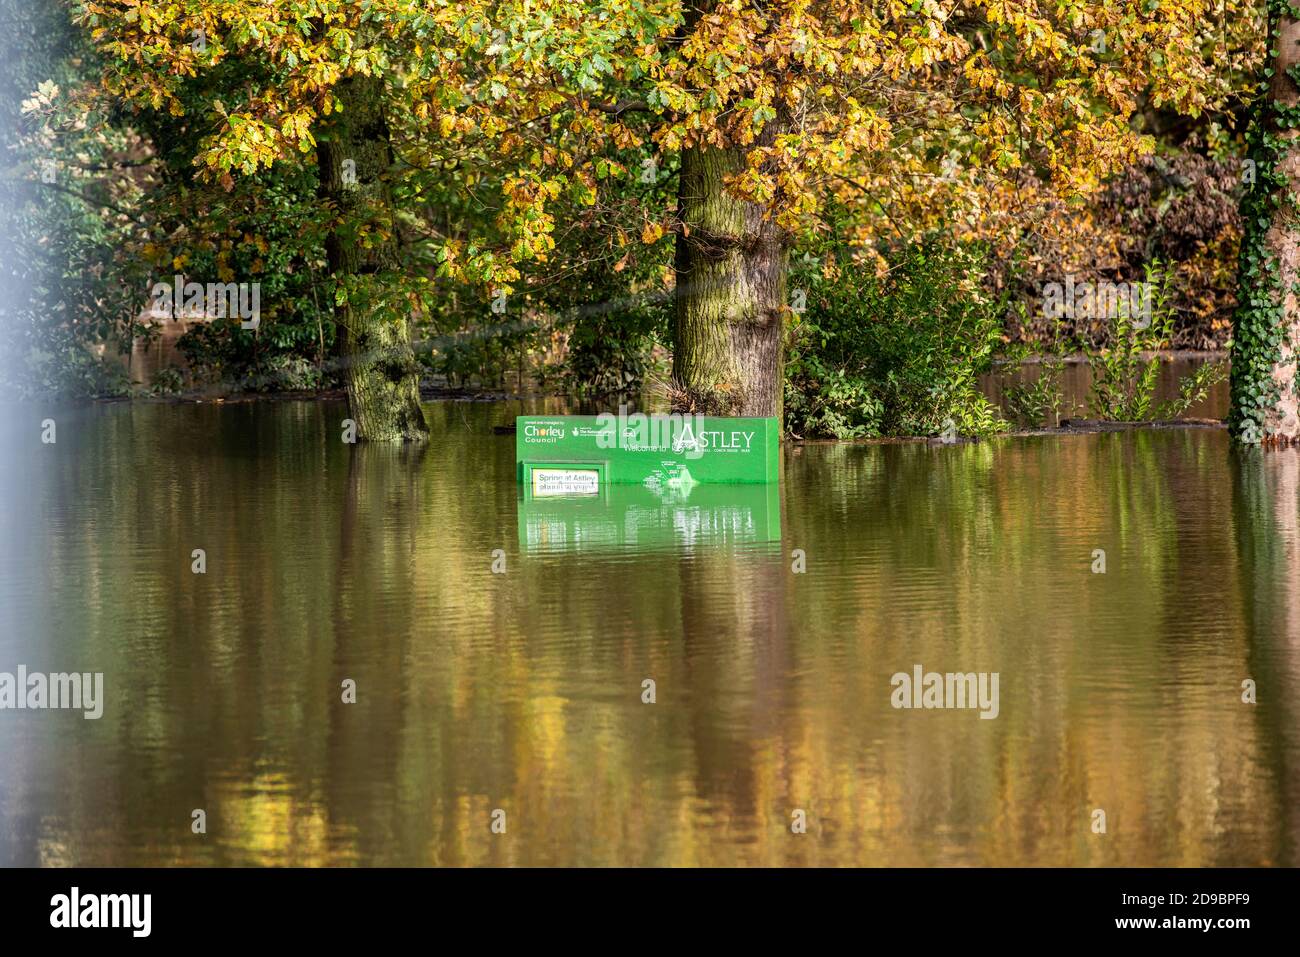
[517,414,780,489]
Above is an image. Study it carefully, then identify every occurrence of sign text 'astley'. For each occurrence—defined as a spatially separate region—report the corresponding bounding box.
[591,411,754,459]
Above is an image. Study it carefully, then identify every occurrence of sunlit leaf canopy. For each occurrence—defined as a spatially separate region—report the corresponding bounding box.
[74,0,1262,287]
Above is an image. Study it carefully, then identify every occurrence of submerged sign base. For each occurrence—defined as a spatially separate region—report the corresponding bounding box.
[517,414,780,490]
[519,483,781,551]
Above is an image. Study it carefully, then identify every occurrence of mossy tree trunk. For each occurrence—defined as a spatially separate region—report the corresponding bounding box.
[317,75,428,442]
[1231,5,1300,446]
[670,2,789,421]
[672,145,789,420]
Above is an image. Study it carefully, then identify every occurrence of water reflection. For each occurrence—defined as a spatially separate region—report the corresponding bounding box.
[518,483,782,553]
[1231,446,1300,865]
[0,402,1297,865]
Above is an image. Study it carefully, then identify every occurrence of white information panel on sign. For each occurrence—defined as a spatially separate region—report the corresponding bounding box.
[531,468,600,497]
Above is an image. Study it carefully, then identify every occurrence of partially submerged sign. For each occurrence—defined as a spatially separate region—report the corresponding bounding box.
[516,413,780,489]
[519,483,782,551]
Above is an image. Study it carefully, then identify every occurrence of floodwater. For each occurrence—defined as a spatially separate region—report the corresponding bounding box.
[1,399,1298,866]
[983,352,1231,422]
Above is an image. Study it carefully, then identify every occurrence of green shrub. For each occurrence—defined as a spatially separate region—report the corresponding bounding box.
[145,365,186,397]
[1085,261,1174,421]
[1081,260,1227,421]
[1005,348,1067,429]
[20,341,131,399]
[784,243,1009,439]
[427,319,538,390]
[560,304,666,403]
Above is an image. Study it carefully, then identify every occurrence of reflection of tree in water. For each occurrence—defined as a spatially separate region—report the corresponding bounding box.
[12,402,1298,865]
[678,540,793,855]
[326,441,427,863]
[1232,445,1300,863]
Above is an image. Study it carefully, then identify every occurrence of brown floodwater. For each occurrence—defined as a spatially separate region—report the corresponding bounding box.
[982,352,1231,422]
[1,398,1297,866]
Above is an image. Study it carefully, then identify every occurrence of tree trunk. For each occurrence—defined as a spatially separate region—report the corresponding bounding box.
[318,76,428,442]
[1230,10,1300,446]
[666,1,791,421]
[672,145,789,419]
